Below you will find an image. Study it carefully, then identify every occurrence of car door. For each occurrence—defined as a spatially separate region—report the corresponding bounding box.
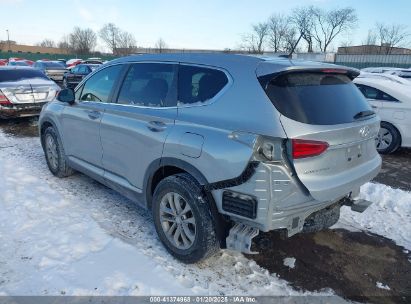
[100,62,178,193]
[60,64,124,177]
[67,66,79,84]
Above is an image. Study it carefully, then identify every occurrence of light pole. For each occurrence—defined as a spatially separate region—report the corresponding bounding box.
[6,29,10,51]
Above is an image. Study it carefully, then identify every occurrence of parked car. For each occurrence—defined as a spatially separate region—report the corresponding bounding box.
[33,60,67,82]
[361,67,411,81]
[63,64,101,88]
[65,59,83,70]
[0,66,60,118]
[354,74,411,154]
[39,54,381,263]
[7,60,30,67]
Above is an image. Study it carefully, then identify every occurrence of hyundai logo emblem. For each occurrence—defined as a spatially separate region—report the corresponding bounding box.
[359,126,370,138]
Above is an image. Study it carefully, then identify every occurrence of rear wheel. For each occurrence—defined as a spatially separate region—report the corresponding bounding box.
[152,173,219,263]
[375,122,401,154]
[42,126,74,177]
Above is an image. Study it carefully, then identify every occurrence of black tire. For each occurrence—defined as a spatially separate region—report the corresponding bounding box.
[42,126,74,177]
[376,122,401,154]
[152,173,219,263]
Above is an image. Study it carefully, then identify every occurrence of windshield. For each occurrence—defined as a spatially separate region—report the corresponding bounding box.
[261,72,373,125]
[0,69,49,82]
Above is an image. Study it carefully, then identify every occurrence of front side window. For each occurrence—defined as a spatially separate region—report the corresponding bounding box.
[178,65,228,105]
[117,63,177,107]
[80,64,123,103]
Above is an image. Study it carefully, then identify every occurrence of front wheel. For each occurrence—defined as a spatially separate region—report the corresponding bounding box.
[152,173,219,263]
[375,122,401,154]
[42,126,74,177]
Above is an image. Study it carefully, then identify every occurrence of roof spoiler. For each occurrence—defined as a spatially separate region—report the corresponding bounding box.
[256,66,361,90]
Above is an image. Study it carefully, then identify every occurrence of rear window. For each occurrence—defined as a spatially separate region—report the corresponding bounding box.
[0,69,49,82]
[261,72,373,125]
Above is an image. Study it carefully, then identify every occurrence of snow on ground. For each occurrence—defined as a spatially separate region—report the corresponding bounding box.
[335,183,411,251]
[283,258,296,269]
[0,130,410,296]
[376,282,391,291]
[0,131,317,296]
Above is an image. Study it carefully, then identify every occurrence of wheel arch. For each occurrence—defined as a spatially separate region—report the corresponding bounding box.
[144,157,209,210]
[39,118,58,149]
[145,157,229,247]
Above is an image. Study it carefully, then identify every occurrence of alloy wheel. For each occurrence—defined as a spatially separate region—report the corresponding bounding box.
[159,192,196,250]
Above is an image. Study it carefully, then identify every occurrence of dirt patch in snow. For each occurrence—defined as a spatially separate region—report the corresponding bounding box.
[373,148,411,192]
[0,117,38,138]
[250,229,411,304]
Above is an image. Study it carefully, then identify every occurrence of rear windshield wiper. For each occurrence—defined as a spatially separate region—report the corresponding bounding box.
[353,110,375,120]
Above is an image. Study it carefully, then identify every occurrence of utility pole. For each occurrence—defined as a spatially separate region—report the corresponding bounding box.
[6,29,10,51]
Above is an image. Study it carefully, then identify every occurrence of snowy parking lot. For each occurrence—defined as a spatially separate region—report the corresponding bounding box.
[0,118,410,303]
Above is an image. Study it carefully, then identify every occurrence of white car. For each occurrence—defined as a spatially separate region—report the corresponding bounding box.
[354,74,411,154]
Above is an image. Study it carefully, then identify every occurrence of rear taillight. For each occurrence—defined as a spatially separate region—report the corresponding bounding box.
[292,139,329,159]
[0,90,11,105]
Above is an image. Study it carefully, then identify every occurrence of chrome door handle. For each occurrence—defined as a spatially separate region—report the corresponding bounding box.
[147,121,167,132]
[87,110,101,120]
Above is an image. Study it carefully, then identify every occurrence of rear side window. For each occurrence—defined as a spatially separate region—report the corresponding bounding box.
[356,84,398,102]
[79,64,123,103]
[0,69,48,82]
[117,63,177,107]
[261,72,373,125]
[178,65,228,105]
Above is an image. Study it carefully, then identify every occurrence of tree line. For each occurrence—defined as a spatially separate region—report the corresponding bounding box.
[241,5,409,54]
[36,24,168,56]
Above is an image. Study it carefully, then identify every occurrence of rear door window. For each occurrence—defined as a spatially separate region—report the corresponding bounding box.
[261,72,373,125]
[117,63,177,107]
[178,65,228,105]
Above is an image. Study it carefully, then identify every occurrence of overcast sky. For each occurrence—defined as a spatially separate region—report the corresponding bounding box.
[1,0,410,52]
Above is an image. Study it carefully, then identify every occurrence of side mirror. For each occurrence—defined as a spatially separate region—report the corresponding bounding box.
[57,88,75,105]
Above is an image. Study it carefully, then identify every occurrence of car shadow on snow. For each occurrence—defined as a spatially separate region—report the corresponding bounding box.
[249,229,411,304]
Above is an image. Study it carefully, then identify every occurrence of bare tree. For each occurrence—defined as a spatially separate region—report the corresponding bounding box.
[37,39,56,48]
[99,23,120,54]
[69,27,97,54]
[154,38,168,53]
[241,22,269,54]
[311,7,357,53]
[290,6,316,52]
[283,27,300,53]
[375,23,410,54]
[58,35,71,53]
[117,31,137,55]
[363,29,377,45]
[267,14,291,52]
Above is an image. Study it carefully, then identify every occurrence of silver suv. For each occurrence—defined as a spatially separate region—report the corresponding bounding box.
[39,54,381,263]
